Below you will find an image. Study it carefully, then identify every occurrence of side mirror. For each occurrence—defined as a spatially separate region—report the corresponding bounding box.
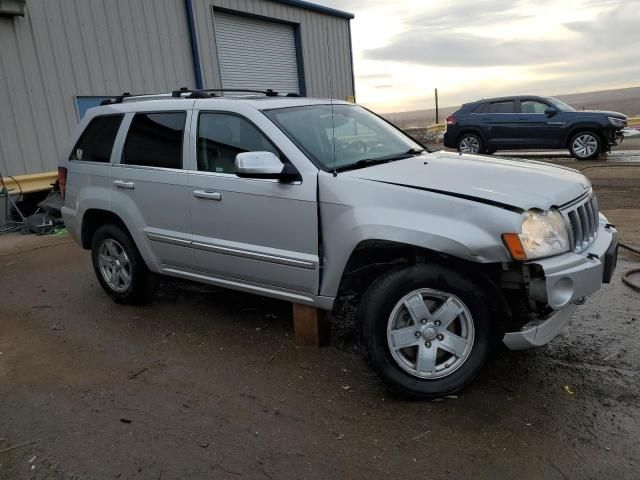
[544,107,557,117]
[235,152,299,181]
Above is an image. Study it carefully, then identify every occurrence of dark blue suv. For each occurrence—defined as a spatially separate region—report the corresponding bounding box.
[443,96,627,159]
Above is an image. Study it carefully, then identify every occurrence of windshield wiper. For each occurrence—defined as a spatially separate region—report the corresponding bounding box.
[335,148,426,172]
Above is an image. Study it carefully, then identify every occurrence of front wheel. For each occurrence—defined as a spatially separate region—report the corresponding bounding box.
[569,132,601,160]
[358,264,494,398]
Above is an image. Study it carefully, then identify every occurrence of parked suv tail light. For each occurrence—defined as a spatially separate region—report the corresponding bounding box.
[446,115,457,126]
[58,167,67,198]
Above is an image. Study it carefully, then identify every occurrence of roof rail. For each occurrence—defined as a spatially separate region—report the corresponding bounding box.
[203,88,280,97]
[98,87,305,105]
[100,93,132,105]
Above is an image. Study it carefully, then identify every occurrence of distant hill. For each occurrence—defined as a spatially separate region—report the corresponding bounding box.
[384,86,640,128]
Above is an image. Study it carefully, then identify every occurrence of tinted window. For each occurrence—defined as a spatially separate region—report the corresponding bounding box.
[489,101,515,113]
[70,115,123,162]
[472,103,489,114]
[197,113,279,173]
[521,100,550,114]
[123,112,186,169]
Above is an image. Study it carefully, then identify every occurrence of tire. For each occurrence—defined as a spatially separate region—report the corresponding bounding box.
[569,131,601,160]
[457,133,483,154]
[91,224,156,304]
[358,264,494,399]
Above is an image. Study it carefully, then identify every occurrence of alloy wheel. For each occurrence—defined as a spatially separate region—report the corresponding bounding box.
[572,134,598,158]
[98,238,132,292]
[458,136,480,153]
[387,288,475,379]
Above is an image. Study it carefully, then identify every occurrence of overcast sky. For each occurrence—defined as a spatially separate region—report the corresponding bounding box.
[319,0,640,112]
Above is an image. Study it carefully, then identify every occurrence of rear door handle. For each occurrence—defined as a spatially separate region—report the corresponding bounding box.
[193,190,222,201]
[113,180,135,189]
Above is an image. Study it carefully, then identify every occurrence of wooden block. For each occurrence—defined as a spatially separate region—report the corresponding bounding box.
[293,303,329,347]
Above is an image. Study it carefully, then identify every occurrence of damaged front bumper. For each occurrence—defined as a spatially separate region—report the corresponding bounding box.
[503,219,618,350]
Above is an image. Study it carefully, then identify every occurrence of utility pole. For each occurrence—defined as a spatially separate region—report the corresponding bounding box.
[435,88,439,124]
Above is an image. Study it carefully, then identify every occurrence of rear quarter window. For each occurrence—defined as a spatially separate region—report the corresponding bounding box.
[472,103,489,114]
[70,114,124,162]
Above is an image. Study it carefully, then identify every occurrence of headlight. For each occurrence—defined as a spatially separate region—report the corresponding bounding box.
[502,209,570,260]
[608,116,626,128]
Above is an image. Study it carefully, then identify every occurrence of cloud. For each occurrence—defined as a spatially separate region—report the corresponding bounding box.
[364,0,639,68]
[357,73,392,80]
[405,0,535,29]
[322,0,640,109]
[364,31,572,67]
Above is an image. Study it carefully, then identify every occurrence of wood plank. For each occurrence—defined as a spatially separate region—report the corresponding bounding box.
[293,303,329,347]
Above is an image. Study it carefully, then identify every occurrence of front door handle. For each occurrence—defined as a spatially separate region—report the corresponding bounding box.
[113,180,135,189]
[193,190,222,201]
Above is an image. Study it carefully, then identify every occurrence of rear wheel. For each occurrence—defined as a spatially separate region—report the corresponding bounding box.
[358,264,494,399]
[457,134,483,154]
[569,132,601,160]
[91,224,155,304]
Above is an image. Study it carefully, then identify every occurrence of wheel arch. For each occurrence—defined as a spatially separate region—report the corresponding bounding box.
[564,124,607,149]
[455,128,487,146]
[331,239,510,337]
[80,209,131,250]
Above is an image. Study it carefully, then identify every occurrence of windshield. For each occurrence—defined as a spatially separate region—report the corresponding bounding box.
[264,104,423,171]
[547,97,576,112]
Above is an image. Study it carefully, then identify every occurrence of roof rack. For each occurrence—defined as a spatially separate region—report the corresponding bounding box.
[203,88,279,96]
[99,87,304,105]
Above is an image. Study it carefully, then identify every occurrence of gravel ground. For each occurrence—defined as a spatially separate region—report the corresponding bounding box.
[1,155,639,479]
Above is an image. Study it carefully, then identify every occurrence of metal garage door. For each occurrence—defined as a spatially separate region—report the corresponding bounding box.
[213,11,301,95]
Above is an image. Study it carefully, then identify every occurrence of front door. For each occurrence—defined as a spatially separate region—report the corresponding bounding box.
[517,99,565,148]
[187,110,320,294]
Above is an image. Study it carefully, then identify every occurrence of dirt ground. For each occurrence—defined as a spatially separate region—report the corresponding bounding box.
[1,155,639,479]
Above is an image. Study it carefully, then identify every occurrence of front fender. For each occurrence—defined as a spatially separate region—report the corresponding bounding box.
[318,175,520,297]
[563,121,608,145]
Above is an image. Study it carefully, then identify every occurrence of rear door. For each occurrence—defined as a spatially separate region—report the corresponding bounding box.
[110,109,194,269]
[517,99,565,147]
[481,100,521,148]
[186,103,320,294]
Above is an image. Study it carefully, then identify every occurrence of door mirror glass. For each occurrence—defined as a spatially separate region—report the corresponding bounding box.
[544,107,557,117]
[235,151,285,179]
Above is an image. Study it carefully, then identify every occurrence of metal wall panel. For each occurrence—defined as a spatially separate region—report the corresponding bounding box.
[214,11,300,94]
[0,0,354,176]
[193,0,354,100]
[0,0,195,176]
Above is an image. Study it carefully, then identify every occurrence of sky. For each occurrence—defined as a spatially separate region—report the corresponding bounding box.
[319,0,640,113]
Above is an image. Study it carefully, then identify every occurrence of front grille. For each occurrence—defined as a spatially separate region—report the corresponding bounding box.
[564,193,599,252]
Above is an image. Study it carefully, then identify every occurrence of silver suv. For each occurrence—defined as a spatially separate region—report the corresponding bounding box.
[60,90,618,398]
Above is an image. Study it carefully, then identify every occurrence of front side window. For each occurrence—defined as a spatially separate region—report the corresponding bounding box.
[489,101,515,113]
[264,104,422,171]
[197,113,279,173]
[547,97,576,112]
[70,114,124,162]
[521,100,549,114]
[123,112,186,169]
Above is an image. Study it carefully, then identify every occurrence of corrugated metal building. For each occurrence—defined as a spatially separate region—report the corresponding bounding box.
[0,0,354,177]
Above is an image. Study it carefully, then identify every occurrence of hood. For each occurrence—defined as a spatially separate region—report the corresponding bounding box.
[342,151,591,211]
[579,110,627,119]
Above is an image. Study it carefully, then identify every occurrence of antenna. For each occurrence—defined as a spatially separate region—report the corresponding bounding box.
[325,26,337,177]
